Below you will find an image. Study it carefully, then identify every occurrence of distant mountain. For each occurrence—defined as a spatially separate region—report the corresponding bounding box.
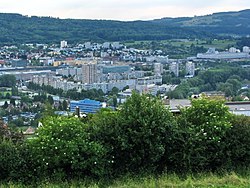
[0,13,212,44]
[0,9,249,45]
[153,9,250,36]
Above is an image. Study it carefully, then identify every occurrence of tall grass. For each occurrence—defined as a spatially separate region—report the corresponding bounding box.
[1,171,249,188]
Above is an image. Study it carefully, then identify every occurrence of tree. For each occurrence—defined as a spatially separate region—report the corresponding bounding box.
[11,87,18,96]
[47,95,54,105]
[2,101,8,109]
[0,75,16,87]
[112,95,117,107]
[5,93,10,99]
[0,118,23,143]
[114,92,176,173]
[62,100,68,111]
[122,85,129,91]
[110,87,119,96]
[10,98,15,106]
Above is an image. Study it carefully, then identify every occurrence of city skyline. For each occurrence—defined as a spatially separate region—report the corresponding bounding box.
[0,0,250,21]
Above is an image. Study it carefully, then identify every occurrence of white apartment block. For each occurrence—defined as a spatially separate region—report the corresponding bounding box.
[243,46,250,53]
[137,75,162,85]
[169,62,179,77]
[154,63,163,76]
[186,61,195,77]
[60,40,67,48]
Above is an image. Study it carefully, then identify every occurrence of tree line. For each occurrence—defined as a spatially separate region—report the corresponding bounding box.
[0,93,249,183]
[167,62,250,99]
[0,13,213,45]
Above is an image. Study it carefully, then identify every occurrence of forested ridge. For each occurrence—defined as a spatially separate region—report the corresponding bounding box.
[0,13,212,44]
[153,9,250,36]
[1,9,250,44]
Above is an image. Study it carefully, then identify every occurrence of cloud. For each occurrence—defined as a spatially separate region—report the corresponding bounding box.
[0,0,250,20]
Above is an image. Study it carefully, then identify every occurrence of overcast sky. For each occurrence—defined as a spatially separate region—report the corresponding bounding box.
[0,0,250,20]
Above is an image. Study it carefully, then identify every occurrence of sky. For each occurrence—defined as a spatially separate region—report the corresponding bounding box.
[0,0,250,21]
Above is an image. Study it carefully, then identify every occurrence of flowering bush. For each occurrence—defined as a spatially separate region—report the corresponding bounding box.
[28,116,108,178]
[169,97,232,172]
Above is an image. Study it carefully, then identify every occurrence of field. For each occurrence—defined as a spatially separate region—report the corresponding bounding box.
[168,39,236,50]
[125,39,237,51]
[1,172,250,188]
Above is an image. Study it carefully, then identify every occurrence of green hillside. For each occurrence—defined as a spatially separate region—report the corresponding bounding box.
[153,9,250,36]
[1,9,250,44]
[0,13,211,44]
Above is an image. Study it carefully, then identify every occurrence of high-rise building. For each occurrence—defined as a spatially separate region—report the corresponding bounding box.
[82,63,98,84]
[243,46,250,53]
[229,47,237,53]
[186,61,195,77]
[84,42,92,49]
[169,62,179,77]
[154,63,163,76]
[60,40,67,48]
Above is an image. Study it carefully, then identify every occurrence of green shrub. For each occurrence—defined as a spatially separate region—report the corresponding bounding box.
[225,115,250,168]
[27,116,108,179]
[169,97,232,172]
[87,109,119,176]
[0,140,24,181]
[104,93,176,173]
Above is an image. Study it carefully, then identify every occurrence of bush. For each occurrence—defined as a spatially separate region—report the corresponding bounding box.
[169,97,232,172]
[225,115,250,169]
[87,109,120,176]
[0,140,24,181]
[27,116,109,179]
[109,92,176,173]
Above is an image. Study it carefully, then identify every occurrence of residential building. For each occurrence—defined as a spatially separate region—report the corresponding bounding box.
[243,46,250,53]
[82,63,98,84]
[197,48,250,59]
[185,61,195,77]
[154,63,163,76]
[169,62,179,77]
[60,40,67,48]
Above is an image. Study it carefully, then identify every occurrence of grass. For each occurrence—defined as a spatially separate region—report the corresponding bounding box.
[1,172,250,188]
[124,39,237,51]
[166,39,236,50]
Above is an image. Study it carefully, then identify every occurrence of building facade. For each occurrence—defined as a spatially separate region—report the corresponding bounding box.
[70,99,102,114]
[169,62,179,77]
[82,63,98,84]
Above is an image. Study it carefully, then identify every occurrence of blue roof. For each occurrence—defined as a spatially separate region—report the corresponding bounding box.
[71,99,101,106]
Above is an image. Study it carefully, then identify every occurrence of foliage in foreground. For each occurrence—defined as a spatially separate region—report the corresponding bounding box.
[88,93,176,174]
[0,93,250,182]
[28,117,109,178]
[168,98,233,172]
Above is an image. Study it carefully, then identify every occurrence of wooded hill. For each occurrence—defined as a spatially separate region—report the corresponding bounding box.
[1,9,250,44]
[153,9,250,36]
[0,13,211,44]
